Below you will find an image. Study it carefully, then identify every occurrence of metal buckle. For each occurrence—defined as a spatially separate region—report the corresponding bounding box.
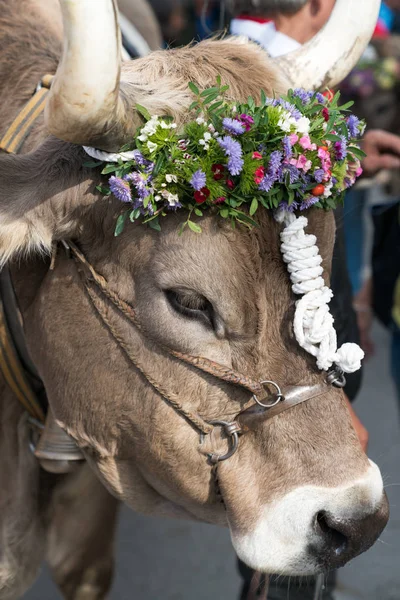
[200,420,240,464]
[326,368,346,388]
[253,380,285,408]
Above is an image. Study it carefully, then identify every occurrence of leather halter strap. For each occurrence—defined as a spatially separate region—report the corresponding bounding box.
[0,74,53,154]
[65,240,331,440]
[0,269,45,422]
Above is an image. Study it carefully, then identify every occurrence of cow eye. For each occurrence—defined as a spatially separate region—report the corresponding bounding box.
[165,288,215,329]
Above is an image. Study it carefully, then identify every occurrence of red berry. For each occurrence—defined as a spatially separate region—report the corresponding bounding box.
[312,184,325,196]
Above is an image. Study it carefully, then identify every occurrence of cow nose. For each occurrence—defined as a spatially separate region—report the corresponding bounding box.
[313,492,389,568]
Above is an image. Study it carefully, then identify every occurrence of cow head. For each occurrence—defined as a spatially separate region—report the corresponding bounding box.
[0,0,388,576]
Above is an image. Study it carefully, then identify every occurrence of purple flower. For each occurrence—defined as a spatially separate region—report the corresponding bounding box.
[347,115,360,138]
[190,169,207,190]
[259,150,283,192]
[267,98,302,120]
[279,164,299,184]
[217,135,244,176]
[109,176,132,203]
[282,136,292,159]
[293,89,313,105]
[299,196,319,210]
[222,117,245,136]
[131,150,154,173]
[334,135,348,161]
[239,114,254,131]
[125,172,152,199]
[279,200,299,213]
[315,92,325,104]
[314,169,326,183]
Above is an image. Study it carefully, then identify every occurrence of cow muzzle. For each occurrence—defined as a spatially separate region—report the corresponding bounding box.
[230,461,388,575]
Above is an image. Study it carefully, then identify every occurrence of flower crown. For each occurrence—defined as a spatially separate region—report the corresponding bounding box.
[85,79,365,236]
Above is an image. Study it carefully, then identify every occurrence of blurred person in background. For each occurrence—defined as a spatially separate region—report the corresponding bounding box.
[226,0,400,598]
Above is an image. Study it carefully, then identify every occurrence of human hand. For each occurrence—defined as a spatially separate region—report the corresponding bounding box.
[344,396,369,453]
[361,129,400,176]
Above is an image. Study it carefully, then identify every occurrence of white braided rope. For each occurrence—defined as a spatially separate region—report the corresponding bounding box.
[275,210,364,373]
[83,146,138,162]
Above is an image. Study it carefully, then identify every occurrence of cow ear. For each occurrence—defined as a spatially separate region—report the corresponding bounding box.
[0,139,96,265]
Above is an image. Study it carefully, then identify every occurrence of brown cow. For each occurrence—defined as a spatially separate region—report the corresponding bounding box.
[0,0,388,598]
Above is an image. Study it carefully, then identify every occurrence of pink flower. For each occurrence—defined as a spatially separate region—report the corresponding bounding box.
[299,135,317,151]
[289,134,299,145]
[318,147,330,160]
[254,166,265,184]
[290,154,312,172]
[252,151,263,160]
[356,167,363,177]
[214,196,226,204]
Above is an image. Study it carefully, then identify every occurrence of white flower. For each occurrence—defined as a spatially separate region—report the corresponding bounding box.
[138,134,148,142]
[196,117,205,125]
[199,140,209,150]
[323,180,333,198]
[295,116,311,135]
[170,123,177,129]
[147,141,158,153]
[208,124,215,133]
[165,174,178,183]
[166,193,180,207]
[141,117,159,136]
[203,132,211,141]
[160,121,170,129]
[161,183,167,188]
[277,111,295,133]
[154,195,161,201]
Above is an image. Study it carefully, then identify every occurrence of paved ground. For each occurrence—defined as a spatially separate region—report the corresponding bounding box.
[24,322,399,600]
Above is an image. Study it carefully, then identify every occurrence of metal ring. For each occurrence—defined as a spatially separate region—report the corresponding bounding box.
[200,420,240,463]
[252,380,284,408]
[326,369,347,388]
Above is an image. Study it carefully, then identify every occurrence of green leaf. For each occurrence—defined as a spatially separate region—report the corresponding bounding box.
[220,209,229,218]
[208,101,224,112]
[216,75,222,86]
[152,151,166,177]
[249,197,258,216]
[201,86,219,97]
[189,101,199,111]
[101,164,119,174]
[188,220,202,233]
[148,217,161,231]
[260,89,266,106]
[83,160,103,168]
[96,185,111,195]
[325,133,342,142]
[189,82,200,95]
[114,212,128,237]
[194,208,203,216]
[135,103,151,121]
[348,146,367,159]
[338,100,354,111]
[202,92,220,105]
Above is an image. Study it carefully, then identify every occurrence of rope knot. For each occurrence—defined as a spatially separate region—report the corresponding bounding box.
[276,210,364,374]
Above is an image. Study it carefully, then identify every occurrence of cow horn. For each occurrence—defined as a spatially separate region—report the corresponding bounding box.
[45,0,140,151]
[272,0,381,90]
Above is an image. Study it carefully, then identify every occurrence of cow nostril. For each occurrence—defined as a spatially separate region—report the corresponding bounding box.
[315,511,348,556]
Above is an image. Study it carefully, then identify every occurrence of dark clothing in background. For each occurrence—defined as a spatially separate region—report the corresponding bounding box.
[238,208,361,600]
[330,207,362,401]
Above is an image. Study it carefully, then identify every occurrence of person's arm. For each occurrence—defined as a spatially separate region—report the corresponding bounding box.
[361,129,400,176]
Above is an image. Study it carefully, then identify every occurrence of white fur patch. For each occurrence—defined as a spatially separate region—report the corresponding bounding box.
[230,461,384,575]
